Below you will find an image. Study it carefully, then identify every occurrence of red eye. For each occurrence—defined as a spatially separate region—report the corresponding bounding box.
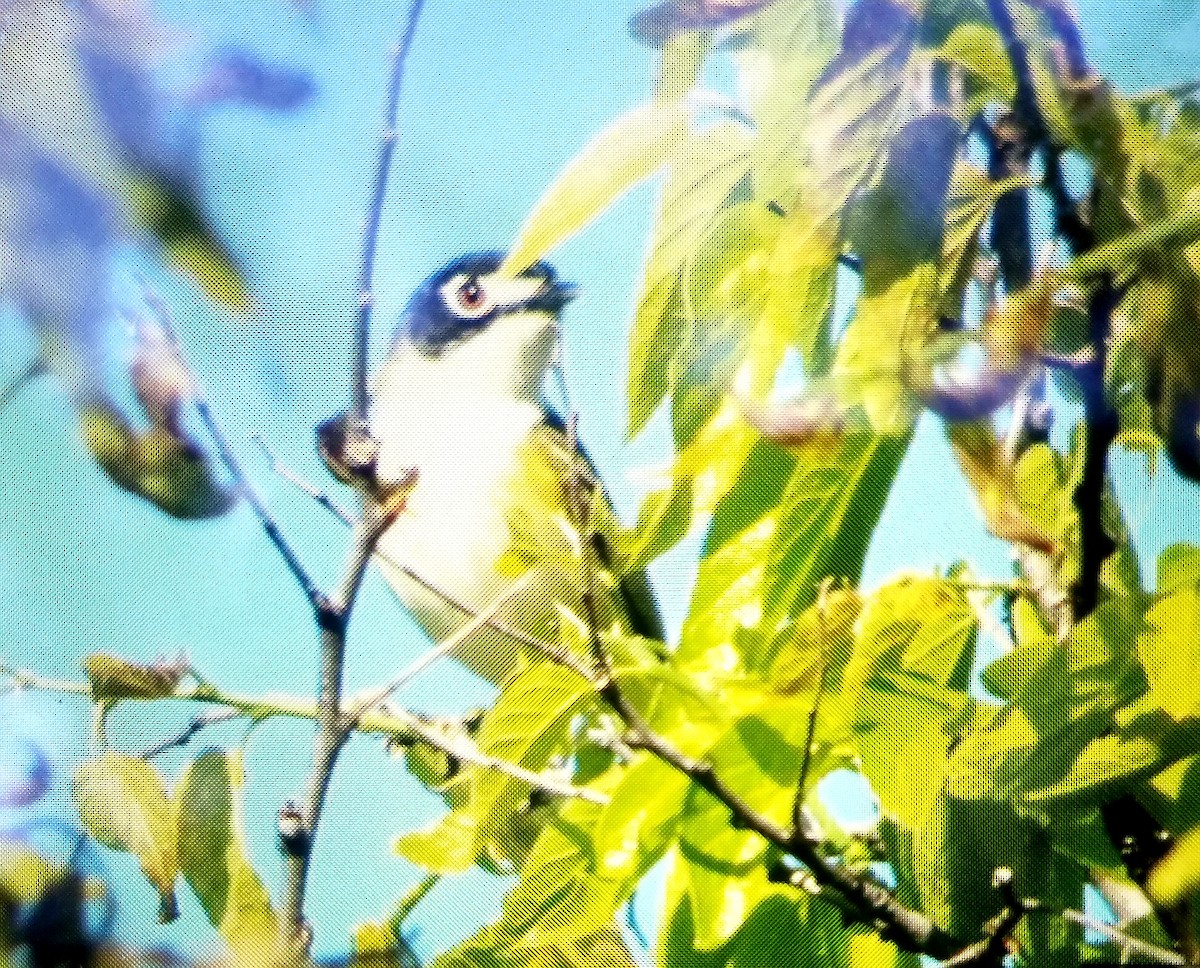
[458,278,485,310]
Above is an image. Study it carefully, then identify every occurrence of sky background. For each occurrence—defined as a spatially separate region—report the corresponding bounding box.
[3,0,1200,962]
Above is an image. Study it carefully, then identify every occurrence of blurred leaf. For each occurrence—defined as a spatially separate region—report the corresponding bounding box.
[628,124,752,437]
[805,0,920,237]
[630,0,774,47]
[502,102,688,276]
[176,751,282,958]
[846,112,963,283]
[0,840,66,906]
[934,21,1013,97]
[939,165,1033,303]
[74,753,177,921]
[120,172,250,310]
[83,653,185,702]
[79,404,236,520]
[741,0,840,205]
[1149,822,1200,908]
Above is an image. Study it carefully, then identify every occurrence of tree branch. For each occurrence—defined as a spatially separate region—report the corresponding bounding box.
[349,0,426,441]
[1059,908,1186,965]
[281,488,412,941]
[140,284,322,610]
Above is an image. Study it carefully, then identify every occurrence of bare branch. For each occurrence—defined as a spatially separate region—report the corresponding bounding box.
[282,486,413,940]
[351,0,427,428]
[1059,908,1185,965]
[140,283,322,611]
[134,708,239,759]
[381,703,608,806]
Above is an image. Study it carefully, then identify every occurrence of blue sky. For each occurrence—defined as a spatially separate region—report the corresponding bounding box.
[3,0,1200,961]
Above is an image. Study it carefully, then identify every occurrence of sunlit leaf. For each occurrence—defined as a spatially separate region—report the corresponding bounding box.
[74,754,178,921]
[502,102,689,276]
[176,750,283,958]
[1149,822,1200,908]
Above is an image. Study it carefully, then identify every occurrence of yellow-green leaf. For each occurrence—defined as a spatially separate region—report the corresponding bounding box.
[1149,823,1200,907]
[502,102,688,276]
[74,754,178,921]
[83,653,185,702]
[176,750,283,958]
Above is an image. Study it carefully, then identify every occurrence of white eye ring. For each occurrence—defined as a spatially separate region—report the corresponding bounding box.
[443,275,494,317]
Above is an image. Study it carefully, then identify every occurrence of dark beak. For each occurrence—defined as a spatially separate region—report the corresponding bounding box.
[529,278,580,313]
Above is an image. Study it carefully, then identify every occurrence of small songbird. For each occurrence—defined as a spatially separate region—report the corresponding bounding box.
[318,252,663,684]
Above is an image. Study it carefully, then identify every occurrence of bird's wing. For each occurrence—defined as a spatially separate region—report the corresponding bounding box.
[527,409,666,643]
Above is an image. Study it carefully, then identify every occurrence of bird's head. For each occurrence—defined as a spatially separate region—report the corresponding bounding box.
[392,251,577,397]
[319,253,576,493]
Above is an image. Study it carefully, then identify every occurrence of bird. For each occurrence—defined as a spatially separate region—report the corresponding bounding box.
[317,252,664,685]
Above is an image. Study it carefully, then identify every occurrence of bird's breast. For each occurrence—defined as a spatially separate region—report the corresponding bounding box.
[371,394,545,632]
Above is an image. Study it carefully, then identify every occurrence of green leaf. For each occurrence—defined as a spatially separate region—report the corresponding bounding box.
[550,757,690,943]
[1140,579,1200,718]
[470,662,593,842]
[74,753,178,921]
[628,124,752,437]
[1157,543,1200,596]
[120,171,250,311]
[654,32,709,104]
[394,811,481,875]
[940,165,1034,302]
[659,862,851,968]
[842,577,978,828]
[176,751,232,924]
[619,476,694,568]
[762,430,909,626]
[176,750,282,958]
[502,102,688,276]
[1066,191,1200,280]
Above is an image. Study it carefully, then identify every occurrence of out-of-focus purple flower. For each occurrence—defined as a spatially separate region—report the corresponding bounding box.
[0,0,311,513]
[629,0,777,47]
[0,737,52,809]
[813,0,919,89]
[186,49,316,111]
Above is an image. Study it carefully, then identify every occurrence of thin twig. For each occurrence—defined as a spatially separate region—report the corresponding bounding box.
[255,438,594,678]
[346,568,548,722]
[1059,908,1185,965]
[140,283,323,610]
[0,355,45,412]
[135,708,239,759]
[352,0,427,427]
[2,661,599,810]
[381,703,608,806]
